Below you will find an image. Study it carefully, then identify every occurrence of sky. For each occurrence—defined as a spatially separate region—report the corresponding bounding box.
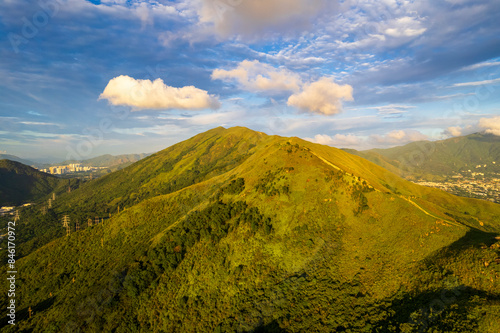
[1,0,500,162]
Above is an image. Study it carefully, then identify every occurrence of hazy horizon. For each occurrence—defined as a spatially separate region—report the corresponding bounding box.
[1,126,496,164]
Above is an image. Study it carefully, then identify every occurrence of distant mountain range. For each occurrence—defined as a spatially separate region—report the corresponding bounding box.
[1,127,499,332]
[0,153,151,170]
[346,132,500,181]
[57,153,151,168]
[0,153,34,167]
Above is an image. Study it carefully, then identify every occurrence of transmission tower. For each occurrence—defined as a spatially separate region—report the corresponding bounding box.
[52,193,56,201]
[87,218,93,227]
[48,198,52,209]
[62,215,70,228]
[41,206,47,215]
[75,220,80,231]
[95,216,99,225]
[14,210,20,222]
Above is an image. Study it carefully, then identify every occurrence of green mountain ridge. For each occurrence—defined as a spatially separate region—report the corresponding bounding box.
[348,132,500,180]
[1,127,499,332]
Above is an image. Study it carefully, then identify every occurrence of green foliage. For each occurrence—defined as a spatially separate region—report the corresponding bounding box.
[255,168,292,197]
[214,178,246,201]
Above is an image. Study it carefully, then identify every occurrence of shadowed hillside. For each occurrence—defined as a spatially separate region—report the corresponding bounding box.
[0,160,79,206]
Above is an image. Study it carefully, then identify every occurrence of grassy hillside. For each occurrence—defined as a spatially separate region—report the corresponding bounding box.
[350,133,500,180]
[0,160,79,206]
[1,127,499,332]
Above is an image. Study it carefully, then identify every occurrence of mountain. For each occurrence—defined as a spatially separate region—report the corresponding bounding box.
[0,154,34,166]
[0,160,80,206]
[350,133,500,180]
[58,153,151,169]
[1,127,499,332]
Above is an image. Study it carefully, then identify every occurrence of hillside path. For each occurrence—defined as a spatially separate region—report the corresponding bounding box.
[399,196,464,228]
[310,151,341,171]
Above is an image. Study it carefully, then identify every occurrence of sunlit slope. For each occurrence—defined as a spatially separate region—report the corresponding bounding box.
[300,138,500,232]
[2,127,499,332]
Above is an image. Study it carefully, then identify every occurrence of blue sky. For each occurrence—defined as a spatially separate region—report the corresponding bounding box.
[1,0,500,161]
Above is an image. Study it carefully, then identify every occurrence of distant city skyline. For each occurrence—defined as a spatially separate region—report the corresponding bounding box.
[1,0,500,160]
[40,163,106,174]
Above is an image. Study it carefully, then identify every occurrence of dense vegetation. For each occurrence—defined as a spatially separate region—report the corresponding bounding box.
[1,127,499,332]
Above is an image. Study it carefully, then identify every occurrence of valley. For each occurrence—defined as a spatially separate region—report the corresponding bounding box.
[415,174,500,203]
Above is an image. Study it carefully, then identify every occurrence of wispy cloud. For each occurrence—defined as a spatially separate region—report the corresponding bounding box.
[306,133,364,149]
[460,61,500,71]
[212,60,302,92]
[306,128,428,150]
[371,130,428,144]
[18,121,61,126]
[430,93,475,101]
[365,104,415,118]
[451,77,500,87]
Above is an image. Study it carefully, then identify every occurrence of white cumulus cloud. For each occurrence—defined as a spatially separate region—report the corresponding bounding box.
[287,78,353,115]
[213,61,353,115]
[211,60,302,92]
[99,75,220,110]
[444,126,463,137]
[479,116,500,136]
